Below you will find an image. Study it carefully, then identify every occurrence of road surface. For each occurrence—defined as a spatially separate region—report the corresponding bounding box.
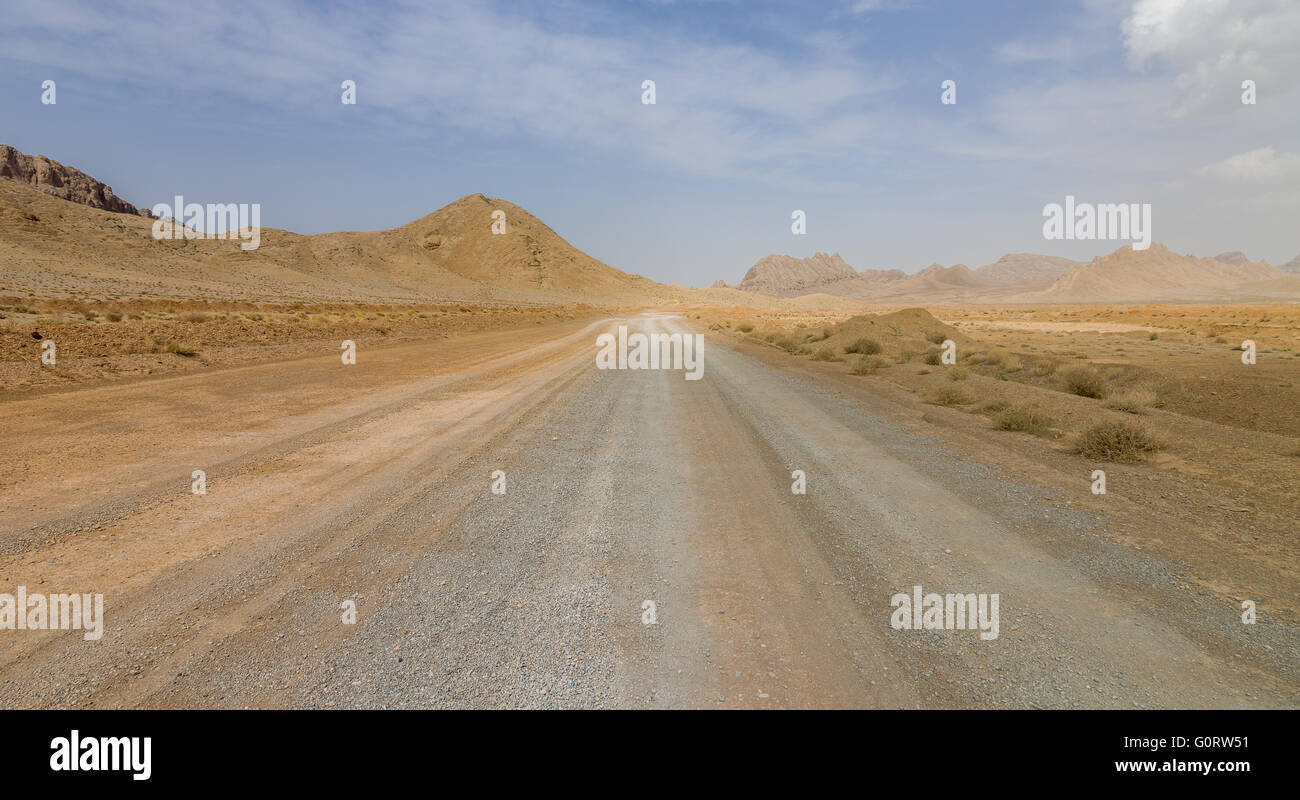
[0,314,1294,708]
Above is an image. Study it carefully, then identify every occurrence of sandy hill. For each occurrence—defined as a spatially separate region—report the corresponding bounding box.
[0,175,687,305]
[1279,254,1300,275]
[1021,243,1299,302]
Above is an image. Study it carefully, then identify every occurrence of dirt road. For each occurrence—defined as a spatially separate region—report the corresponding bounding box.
[0,314,1294,708]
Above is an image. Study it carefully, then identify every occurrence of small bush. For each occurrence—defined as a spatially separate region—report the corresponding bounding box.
[181,312,209,323]
[104,310,123,322]
[978,400,1010,415]
[926,384,973,406]
[996,408,1051,437]
[1061,365,1107,398]
[811,346,840,362]
[984,348,1007,366]
[844,337,882,355]
[922,348,942,365]
[736,321,754,333]
[166,342,199,357]
[1104,388,1158,414]
[947,366,969,381]
[1075,421,1162,462]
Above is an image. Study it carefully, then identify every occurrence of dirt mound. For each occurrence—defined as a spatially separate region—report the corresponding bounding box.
[817,307,972,355]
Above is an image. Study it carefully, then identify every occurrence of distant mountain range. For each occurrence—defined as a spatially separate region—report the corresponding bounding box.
[716,247,1300,303]
[4,143,1297,307]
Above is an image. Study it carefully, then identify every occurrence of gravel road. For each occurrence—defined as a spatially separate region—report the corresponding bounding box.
[0,314,1294,708]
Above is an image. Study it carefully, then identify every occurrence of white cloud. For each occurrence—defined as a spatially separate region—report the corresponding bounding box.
[1195,146,1300,183]
[1122,0,1300,115]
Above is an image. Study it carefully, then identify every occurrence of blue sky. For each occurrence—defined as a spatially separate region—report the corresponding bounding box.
[2,0,1297,285]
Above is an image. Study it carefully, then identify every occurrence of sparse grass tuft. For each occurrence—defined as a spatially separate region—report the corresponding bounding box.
[1104,388,1158,414]
[181,312,209,323]
[922,347,942,365]
[1075,421,1162,462]
[849,355,889,375]
[811,346,841,362]
[166,342,199,357]
[946,366,969,381]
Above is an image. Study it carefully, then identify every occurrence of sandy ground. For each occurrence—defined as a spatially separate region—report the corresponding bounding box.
[0,313,1295,708]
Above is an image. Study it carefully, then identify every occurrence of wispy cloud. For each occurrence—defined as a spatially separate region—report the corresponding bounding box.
[0,0,897,185]
[1195,146,1300,184]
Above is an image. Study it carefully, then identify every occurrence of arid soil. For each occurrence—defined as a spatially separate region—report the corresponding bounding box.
[0,309,1294,708]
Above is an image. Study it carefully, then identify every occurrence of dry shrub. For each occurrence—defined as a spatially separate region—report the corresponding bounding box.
[922,347,942,365]
[1060,365,1107,398]
[812,346,841,362]
[926,383,974,406]
[1104,388,1158,414]
[1075,421,1162,462]
[1032,360,1058,377]
[844,337,882,355]
[849,355,889,375]
[995,408,1051,437]
[947,366,969,381]
[181,312,209,323]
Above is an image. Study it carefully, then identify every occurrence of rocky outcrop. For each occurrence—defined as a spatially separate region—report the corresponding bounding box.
[735,252,857,295]
[1213,251,1249,265]
[0,144,151,216]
